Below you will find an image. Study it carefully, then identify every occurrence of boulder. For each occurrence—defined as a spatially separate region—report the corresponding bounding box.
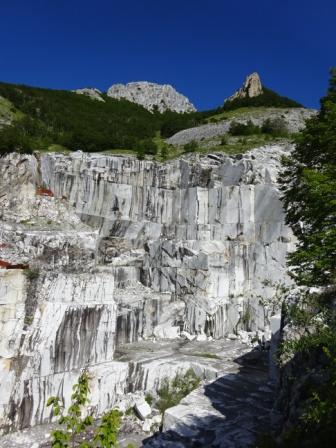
[134,400,152,421]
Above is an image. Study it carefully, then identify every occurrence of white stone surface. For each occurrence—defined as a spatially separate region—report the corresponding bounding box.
[226,72,263,102]
[74,88,105,101]
[167,109,316,146]
[0,145,294,433]
[134,400,151,420]
[107,81,196,113]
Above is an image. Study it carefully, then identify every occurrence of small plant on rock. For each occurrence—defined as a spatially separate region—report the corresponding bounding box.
[145,393,153,406]
[157,368,200,415]
[47,371,93,448]
[93,409,121,448]
[47,371,121,448]
[24,268,39,280]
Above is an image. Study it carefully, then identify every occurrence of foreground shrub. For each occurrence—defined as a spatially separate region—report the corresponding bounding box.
[47,371,121,447]
[157,368,200,415]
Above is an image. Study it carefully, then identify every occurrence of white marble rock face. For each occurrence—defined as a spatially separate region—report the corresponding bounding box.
[0,145,294,433]
[226,72,263,103]
[107,81,196,113]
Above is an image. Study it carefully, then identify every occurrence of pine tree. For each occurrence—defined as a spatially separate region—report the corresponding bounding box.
[281,68,336,288]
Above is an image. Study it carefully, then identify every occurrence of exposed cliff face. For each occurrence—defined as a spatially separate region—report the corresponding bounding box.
[74,88,105,102]
[0,146,294,433]
[107,81,196,113]
[226,72,263,103]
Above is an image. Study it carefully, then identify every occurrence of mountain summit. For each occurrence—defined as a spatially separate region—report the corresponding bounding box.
[226,72,263,102]
[107,81,196,113]
[223,72,302,110]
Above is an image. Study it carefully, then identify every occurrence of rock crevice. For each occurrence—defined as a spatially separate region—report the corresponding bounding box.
[0,146,293,433]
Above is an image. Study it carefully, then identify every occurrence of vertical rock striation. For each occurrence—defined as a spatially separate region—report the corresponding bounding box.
[0,145,294,433]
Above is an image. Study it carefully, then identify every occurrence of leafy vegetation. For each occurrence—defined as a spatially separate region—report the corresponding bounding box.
[229,120,262,136]
[0,81,215,156]
[183,140,199,152]
[156,369,200,415]
[23,267,40,280]
[228,118,288,138]
[273,69,336,447]
[280,69,336,288]
[145,393,154,406]
[47,371,121,448]
[261,118,288,137]
[159,110,213,138]
[0,80,302,157]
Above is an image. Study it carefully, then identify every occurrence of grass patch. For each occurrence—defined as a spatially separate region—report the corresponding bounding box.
[101,148,138,156]
[34,143,71,154]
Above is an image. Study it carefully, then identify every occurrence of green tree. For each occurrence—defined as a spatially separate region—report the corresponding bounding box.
[47,371,93,448]
[276,69,336,447]
[281,68,336,288]
[47,372,121,448]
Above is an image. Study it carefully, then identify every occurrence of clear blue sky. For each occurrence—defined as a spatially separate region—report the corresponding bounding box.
[0,0,335,110]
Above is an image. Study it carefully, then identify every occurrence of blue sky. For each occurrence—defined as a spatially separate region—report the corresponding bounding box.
[0,0,335,110]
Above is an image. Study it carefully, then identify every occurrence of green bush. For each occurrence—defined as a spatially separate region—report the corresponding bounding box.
[47,372,121,448]
[160,144,169,160]
[229,120,261,136]
[157,368,200,415]
[24,268,39,280]
[183,140,198,152]
[261,118,288,137]
[276,69,336,447]
[0,81,217,155]
[145,393,153,406]
[136,138,158,155]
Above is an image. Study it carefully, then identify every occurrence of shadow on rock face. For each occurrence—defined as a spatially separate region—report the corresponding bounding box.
[142,349,275,448]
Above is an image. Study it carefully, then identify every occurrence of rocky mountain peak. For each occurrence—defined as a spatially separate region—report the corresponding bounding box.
[74,87,105,102]
[106,81,196,113]
[226,72,263,102]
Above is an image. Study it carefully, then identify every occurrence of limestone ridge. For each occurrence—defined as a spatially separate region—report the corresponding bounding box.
[74,87,105,102]
[225,72,263,103]
[107,81,197,113]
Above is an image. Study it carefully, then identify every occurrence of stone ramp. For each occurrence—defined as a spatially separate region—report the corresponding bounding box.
[143,350,274,448]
